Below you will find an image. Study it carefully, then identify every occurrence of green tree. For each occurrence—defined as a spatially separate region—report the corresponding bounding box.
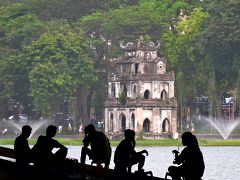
[163,7,209,126]
[199,0,240,117]
[0,2,46,118]
[22,21,96,126]
[0,2,45,49]
[21,0,138,21]
[78,0,196,122]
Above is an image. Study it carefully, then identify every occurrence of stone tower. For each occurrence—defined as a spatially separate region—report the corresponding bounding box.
[104,36,178,138]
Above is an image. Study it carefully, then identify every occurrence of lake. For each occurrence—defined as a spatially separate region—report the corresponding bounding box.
[2,145,240,180]
[66,146,240,180]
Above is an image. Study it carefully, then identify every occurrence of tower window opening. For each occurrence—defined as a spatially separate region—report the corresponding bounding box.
[161,90,167,100]
[135,63,139,73]
[120,114,126,132]
[143,118,150,132]
[110,113,114,132]
[144,90,150,99]
[131,113,135,130]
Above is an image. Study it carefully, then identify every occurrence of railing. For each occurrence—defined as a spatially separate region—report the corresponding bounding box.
[106,132,172,140]
[105,98,178,107]
[0,146,15,159]
[108,73,175,81]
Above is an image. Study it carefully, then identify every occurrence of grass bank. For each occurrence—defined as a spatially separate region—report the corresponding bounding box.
[0,138,240,146]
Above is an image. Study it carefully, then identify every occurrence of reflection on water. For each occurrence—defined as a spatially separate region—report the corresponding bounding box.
[3,145,240,179]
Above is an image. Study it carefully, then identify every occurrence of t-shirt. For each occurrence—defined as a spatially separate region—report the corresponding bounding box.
[14,135,31,166]
[177,146,205,178]
[114,139,135,167]
[32,135,63,163]
[83,131,111,162]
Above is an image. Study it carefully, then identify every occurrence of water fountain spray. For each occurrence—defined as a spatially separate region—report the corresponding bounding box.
[203,117,240,139]
[3,119,47,138]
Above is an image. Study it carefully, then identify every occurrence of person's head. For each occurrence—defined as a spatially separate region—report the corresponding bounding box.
[124,129,135,141]
[21,125,32,138]
[46,125,57,138]
[181,131,198,147]
[84,124,96,135]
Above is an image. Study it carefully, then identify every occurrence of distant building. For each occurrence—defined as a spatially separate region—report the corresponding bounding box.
[104,36,178,139]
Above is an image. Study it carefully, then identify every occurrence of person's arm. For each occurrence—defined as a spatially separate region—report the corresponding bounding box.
[174,148,186,165]
[132,139,136,148]
[83,135,90,147]
[53,139,67,150]
[138,149,148,156]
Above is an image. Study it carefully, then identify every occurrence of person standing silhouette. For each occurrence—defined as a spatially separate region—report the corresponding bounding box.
[168,131,205,180]
[14,125,32,166]
[14,125,33,178]
[114,129,148,173]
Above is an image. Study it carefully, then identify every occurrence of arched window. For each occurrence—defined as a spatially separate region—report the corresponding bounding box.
[157,61,164,74]
[111,83,116,98]
[143,118,150,132]
[144,90,150,99]
[133,85,137,98]
[133,85,137,94]
[135,63,139,73]
[161,90,167,100]
[131,113,135,130]
[119,113,126,132]
[162,118,170,132]
[159,62,163,69]
[123,85,127,97]
[110,113,114,132]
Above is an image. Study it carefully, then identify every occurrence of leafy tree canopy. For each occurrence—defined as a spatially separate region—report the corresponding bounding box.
[0,2,46,49]
[21,21,96,114]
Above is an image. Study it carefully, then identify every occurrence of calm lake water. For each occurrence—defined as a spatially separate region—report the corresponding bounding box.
[3,145,240,180]
[66,146,240,180]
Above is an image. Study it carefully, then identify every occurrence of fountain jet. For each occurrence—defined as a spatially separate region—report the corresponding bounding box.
[3,120,47,138]
[204,117,240,139]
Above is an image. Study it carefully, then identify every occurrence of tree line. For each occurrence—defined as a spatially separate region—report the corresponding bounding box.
[0,0,239,130]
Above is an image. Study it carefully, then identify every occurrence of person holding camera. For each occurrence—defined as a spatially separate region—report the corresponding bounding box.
[167,132,205,180]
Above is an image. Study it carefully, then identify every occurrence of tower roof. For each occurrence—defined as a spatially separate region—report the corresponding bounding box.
[120,36,160,52]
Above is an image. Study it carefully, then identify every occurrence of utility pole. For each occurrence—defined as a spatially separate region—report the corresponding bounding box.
[232,98,235,121]
[229,100,231,122]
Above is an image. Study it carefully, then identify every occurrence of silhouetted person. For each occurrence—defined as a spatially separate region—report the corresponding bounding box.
[168,132,205,180]
[114,129,148,173]
[80,124,111,169]
[32,125,68,170]
[14,125,32,166]
[14,125,33,178]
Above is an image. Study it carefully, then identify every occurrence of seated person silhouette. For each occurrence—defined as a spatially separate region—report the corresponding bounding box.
[114,129,148,173]
[14,125,33,172]
[80,124,111,169]
[167,132,205,180]
[32,125,68,170]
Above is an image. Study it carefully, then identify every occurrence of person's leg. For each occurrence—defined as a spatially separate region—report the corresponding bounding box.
[104,147,112,169]
[55,147,68,160]
[137,153,145,171]
[128,153,145,172]
[114,164,128,174]
[80,147,92,165]
[168,166,182,180]
[53,147,68,167]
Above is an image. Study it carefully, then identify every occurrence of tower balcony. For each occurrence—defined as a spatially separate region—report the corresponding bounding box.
[104,97,178,108]
[108,72,175,82]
